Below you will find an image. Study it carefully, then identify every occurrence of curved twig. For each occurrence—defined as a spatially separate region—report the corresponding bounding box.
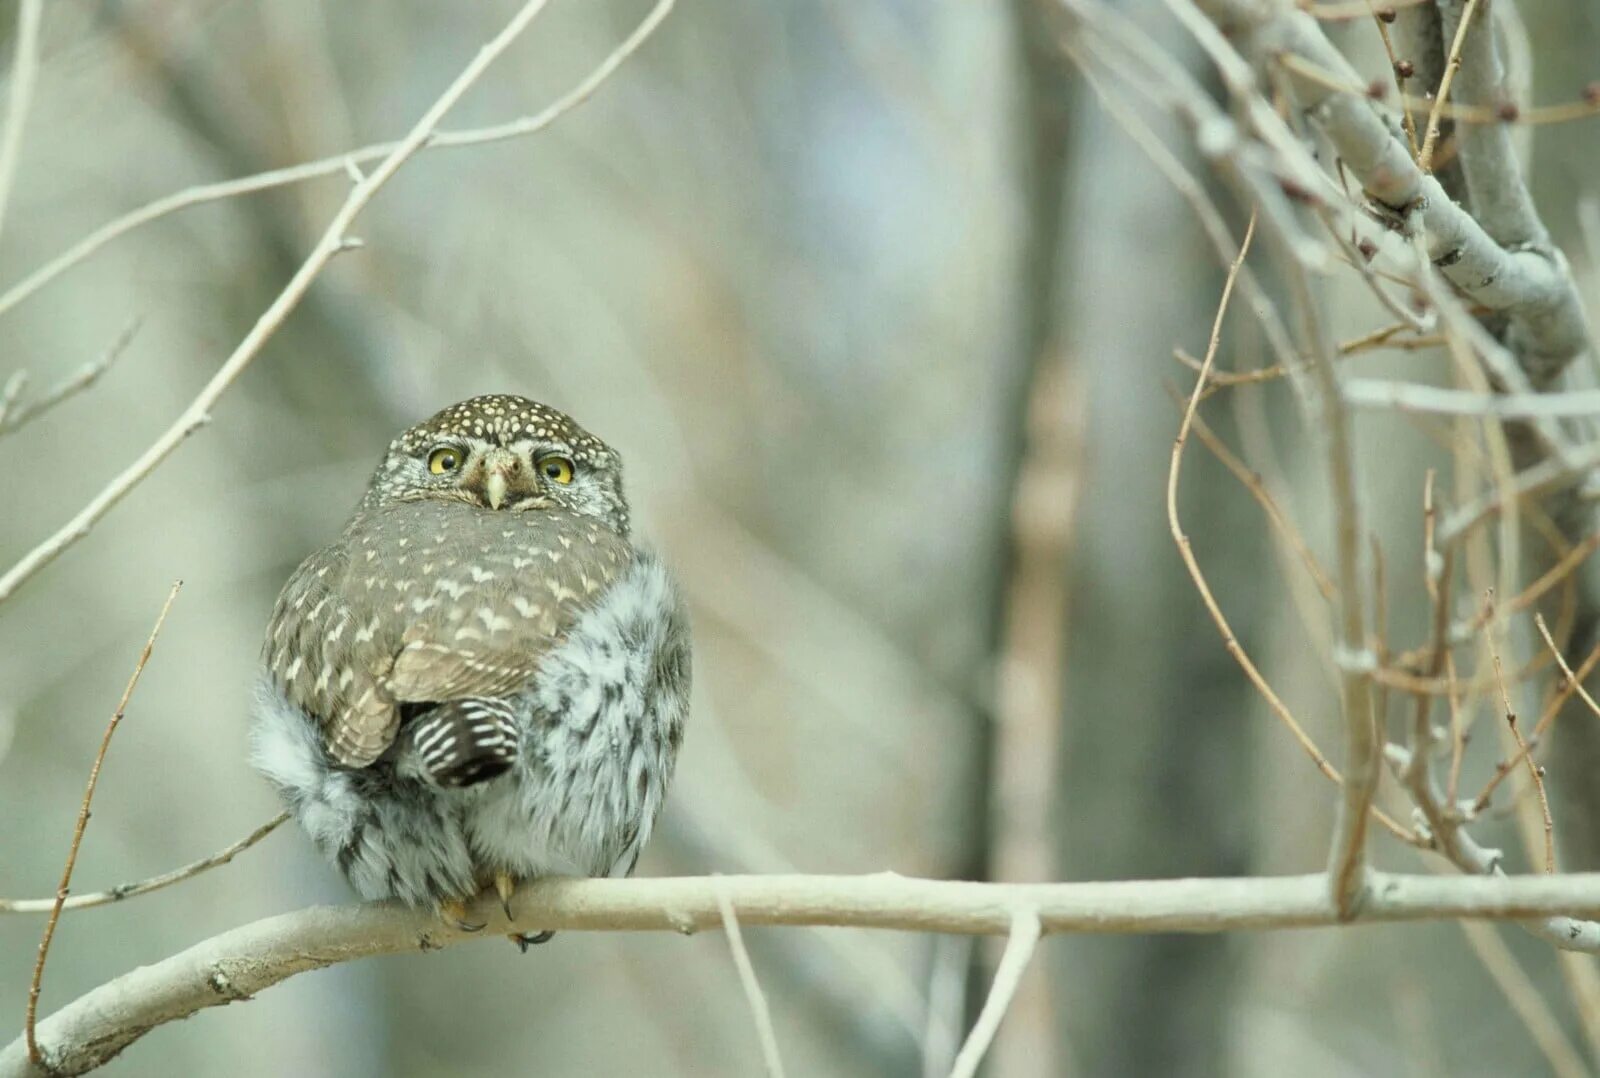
[25,583,181,1064]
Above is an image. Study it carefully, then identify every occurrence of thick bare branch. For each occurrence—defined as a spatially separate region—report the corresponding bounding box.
[16,872,1600,1076]
[1190,0,1590,382]
[1439,0,1547,247]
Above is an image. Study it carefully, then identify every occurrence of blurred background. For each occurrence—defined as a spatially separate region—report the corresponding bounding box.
[4,1,1600,1075]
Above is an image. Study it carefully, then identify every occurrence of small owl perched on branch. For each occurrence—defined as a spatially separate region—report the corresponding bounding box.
[250,395,691,945]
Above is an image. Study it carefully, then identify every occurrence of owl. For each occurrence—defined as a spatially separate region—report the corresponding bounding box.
[250,395,691,945]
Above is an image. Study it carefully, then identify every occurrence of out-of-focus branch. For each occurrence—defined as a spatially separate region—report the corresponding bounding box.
[1437,439,1600,547]
[948,910,1041,1078]
[0,0,570,608]
[1453,915,1589,1078]
[0,320,139,439]
[1274,212,1381,919]
[0,813,287,915]
[715,884,787,1078]
[987,352,1081,1077]
[0,0,675,322]
[0,0,43,249]
[1344,380,1600,419]
[17,872,1600,1076]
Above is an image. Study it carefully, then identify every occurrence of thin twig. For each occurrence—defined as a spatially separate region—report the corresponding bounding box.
[0,813,288,915]
[0,0,43,250]
[1364,1,1419,156]
[1401,529,1453,814]
[1438,440,1600,550]
[1170,389,1337,600]
[0,0,574,608]
[1276,50,1600,131]
[1340,325,1444,355]
[715,880,786,1078]
[25,581,181,1066]
[1372,534,1392,727]
[1536,614,1600,723]
[0,319,141,439]
[0,0,676,321]
[1446,647,1467,807]
[1486,615,1553,872]
[1418,0,1482,171]
[1448,531,1600,643]
[948,910,1043,1078]
[1373,654,1553,697]
[1061,38,1300,373]
[1171,325,1437,393]
[1164,211,1411,844]
[1471,642,1600,817]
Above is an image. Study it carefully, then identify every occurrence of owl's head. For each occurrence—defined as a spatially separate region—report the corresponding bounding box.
[362,395,629,534]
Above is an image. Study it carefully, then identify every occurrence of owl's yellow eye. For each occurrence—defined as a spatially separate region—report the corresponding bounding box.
[427,447,462,475]
[539,455,574,484]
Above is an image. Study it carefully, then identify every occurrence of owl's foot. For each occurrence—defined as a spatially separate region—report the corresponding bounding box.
[510,930,556,952]
[492,872,551,948]
[493,871,517,921]
[437,898,485,933]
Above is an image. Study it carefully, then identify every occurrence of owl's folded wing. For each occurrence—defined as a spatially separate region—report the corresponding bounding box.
[265,545,401,769]
[382,533,634,707]
[385,641,536,702]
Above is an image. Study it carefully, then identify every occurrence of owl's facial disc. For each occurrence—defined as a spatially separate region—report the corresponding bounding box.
[467,445,537,511]
[369,396,628,533]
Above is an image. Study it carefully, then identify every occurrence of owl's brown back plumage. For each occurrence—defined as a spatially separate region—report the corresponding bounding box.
[265,499,633,768]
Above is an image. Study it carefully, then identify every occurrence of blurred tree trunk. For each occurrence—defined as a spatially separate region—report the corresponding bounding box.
[1517,0,1600,882]
[1046,12,1259,1075]
[982,5,1076,1076]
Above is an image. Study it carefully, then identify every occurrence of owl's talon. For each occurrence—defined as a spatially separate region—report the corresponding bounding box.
[493,871,517,922]
[439,899,485,933]
[511,930,556,952]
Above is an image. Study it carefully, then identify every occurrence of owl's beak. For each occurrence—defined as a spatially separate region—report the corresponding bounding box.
[481,448,521,510]
[485,469,509,510]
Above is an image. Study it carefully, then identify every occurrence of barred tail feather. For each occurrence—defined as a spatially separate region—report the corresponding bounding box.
[405,699,519,787]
